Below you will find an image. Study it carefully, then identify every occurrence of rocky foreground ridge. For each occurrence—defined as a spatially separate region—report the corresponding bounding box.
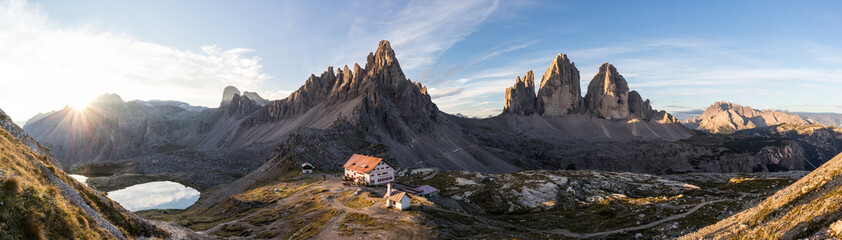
[683,152,842,239]
[504,54,678,123]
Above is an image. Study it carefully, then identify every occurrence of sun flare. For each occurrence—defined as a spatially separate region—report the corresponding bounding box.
[69,99,89,110]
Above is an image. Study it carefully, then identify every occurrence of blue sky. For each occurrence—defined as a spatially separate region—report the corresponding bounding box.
[1,0,841,123]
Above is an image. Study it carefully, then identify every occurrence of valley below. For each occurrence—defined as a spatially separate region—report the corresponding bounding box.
[123,168,804,239]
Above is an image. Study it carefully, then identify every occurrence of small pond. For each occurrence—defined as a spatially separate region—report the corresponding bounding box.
[69,175,200,211]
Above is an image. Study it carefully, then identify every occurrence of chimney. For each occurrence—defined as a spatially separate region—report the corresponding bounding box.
[386,183,392,197]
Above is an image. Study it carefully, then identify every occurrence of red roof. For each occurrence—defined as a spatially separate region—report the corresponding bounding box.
[386,191,408,202]
[343,154,389,174]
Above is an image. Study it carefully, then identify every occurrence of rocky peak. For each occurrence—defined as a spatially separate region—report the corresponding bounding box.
[220,86,241,107]
[243,40,439,138]
[686,101,811,133]
[584,62,629,120]
[242,92,268,106]
[536,53,582,116]
[91,93,124,105]
[365,40,408,91]
[220,86,268,107]
[503,70,537,115]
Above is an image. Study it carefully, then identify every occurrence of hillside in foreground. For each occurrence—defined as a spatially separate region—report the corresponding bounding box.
[0,108,201,239]
[683,152,842,239]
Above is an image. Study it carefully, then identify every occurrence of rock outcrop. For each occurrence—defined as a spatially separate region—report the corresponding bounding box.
[220,86,268,107]
[503,71,537,115]
[536,54,582,116]
[584,63,630,120]
[220,86,241,107]
[684,101,814,134]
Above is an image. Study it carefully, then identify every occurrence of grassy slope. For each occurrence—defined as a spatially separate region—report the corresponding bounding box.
[682,152,842,239]
[0,128,166,239]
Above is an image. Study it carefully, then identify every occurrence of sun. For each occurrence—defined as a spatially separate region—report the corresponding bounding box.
[69,99,90,111]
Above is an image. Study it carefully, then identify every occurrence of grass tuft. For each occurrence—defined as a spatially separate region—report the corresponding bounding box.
[3,177,21,195]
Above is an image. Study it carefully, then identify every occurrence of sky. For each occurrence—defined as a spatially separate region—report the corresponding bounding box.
[1,0,841,124]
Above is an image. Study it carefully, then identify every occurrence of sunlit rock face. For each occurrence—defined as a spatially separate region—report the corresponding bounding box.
[584,62,629,120]
[503,70,537,115]
[502,54,680,124]
[536,53,582,116]
[685,101,813,134]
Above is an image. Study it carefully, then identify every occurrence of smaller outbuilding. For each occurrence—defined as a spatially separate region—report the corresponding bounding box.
[384,183,410,211]
[414,185,439,198]
[301,162,314,174]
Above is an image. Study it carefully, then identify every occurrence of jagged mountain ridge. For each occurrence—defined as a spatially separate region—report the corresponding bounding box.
[25,41,517,175]
[504,55,680,124]
[24,41,808,186]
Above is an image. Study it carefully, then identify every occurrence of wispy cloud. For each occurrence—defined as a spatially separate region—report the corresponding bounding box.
[333,0,500,72]
[0,0,285,122]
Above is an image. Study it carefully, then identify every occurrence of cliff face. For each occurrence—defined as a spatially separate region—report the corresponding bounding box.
[584,63,630,120]
[503,71,537,115]
[503,54,680,125]
[536,54,583,116]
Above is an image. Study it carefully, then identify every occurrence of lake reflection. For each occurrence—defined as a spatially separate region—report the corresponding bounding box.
[106,181,200,211]
[69,174,88,186]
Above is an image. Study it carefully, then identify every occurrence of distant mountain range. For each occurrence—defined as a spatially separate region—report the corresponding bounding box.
[684,101,842,170]
[682,103,842,132]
